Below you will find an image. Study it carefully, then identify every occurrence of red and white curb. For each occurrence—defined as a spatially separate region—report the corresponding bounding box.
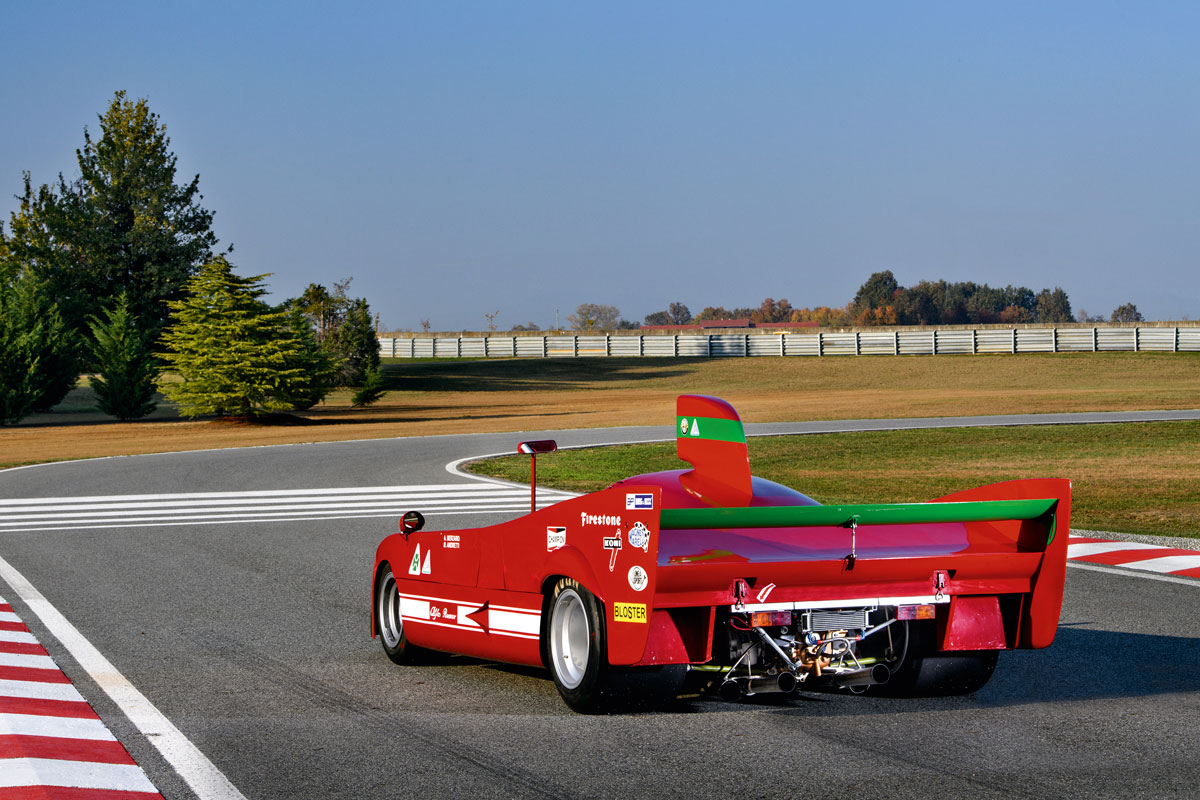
[1068,535,1200,579]
[0,594,163,799]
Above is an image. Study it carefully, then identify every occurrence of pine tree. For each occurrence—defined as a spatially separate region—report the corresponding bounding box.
[351,366,386,408]
[0,282,43,425]
[158,257,334,418]
[0,274,80,418]
[88,294,158,420]
[330,298,381,385]
[4,91,220,341]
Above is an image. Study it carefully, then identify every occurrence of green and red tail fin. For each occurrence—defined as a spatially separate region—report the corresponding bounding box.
[676,395,753,507]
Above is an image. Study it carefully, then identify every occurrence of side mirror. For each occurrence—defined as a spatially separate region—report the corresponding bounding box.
[400,510,425,535]
[518,440,558,514]
[518,440,558,455]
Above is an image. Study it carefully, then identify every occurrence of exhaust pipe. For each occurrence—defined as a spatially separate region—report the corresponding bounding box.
[828,663,891,689]
[719,672,798,700]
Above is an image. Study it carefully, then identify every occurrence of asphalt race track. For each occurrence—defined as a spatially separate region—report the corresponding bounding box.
[2,411,1199,799]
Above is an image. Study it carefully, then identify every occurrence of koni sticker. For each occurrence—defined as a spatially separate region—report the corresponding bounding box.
[627,565,648,592]
[603,530,623,572]
[625,493,654,510]
[547,526,567,551]
[627,521,651,552]
[613,602,647,623]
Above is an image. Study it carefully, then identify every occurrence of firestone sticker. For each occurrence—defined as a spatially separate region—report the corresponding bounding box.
[547,526,567,552]
[627,565,648,592]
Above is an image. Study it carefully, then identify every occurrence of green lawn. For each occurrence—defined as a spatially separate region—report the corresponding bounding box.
[465,421,1200,537]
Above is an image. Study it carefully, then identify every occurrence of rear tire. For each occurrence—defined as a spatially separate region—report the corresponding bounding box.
[875,620,998,697]
[546,578,608,712]
[544,578,686,713]
[374,562,427,664]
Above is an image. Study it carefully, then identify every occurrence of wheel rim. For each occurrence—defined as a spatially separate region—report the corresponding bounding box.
[550,588,590,690]
[377,569,403,649]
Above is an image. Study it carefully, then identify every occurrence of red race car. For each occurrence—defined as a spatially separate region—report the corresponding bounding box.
[373,395,1070,712]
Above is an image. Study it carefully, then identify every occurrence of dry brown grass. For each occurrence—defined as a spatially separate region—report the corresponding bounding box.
[2,352,1197,469]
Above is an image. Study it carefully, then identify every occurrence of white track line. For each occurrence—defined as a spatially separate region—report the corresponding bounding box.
[1067,561,1200,587]
[0,554,247,800]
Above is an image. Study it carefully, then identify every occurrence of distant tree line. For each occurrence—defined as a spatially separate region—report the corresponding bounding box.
[1,92,385,426]
[633,270,1145,330]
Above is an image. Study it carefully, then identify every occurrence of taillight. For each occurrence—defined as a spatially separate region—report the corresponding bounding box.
[750,610,793,627]
[896,604,936,620]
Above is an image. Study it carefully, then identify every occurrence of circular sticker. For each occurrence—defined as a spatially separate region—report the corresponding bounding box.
[627,565,648,592]
[680,418,689,435]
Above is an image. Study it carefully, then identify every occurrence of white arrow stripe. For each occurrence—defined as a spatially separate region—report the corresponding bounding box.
[0,488,560,515]
[0,497,573,523]
[0,758,157,792]
[0,504,565,534]
[0,484,557,507]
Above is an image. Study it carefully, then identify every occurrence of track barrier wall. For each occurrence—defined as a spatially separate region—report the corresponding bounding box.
[378,326,1200,359]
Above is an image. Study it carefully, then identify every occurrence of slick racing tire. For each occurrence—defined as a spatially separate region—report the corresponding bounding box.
[544,578,685,713]
[874,620,998,697]
[374,562,427,665]
[546,578,609,713]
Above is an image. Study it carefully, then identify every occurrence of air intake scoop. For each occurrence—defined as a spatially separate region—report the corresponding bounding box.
[676,394,753,507]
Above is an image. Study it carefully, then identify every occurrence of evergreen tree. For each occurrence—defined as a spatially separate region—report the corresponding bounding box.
[0,280,44,425]
[2,272,81,413]
[158,257,333,418]
[1035,287,1073,323]
[87,294,159,420]
[351,366,387,408]
[4,91,221,340]
[330,298,380,385]
[285,307,340,410]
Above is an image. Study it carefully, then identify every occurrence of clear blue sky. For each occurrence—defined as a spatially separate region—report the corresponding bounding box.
[3,2,1197,330]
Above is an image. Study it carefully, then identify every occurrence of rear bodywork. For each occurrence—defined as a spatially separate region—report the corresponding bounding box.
[373,395,1070,701]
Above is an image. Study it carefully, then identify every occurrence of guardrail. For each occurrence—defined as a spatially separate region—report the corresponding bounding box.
[378,326,1200,359]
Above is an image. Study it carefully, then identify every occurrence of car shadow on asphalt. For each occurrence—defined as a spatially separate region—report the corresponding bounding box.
[389,625,1200,716]
[740,625,1200,718]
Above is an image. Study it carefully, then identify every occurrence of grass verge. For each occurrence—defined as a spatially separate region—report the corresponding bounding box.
[465,420,1200,537]
[3,352,1198,470]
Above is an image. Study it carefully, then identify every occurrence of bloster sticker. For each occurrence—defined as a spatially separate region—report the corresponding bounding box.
[547,526,566,551]
[613,602,647,623]
[627,565,648,592]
